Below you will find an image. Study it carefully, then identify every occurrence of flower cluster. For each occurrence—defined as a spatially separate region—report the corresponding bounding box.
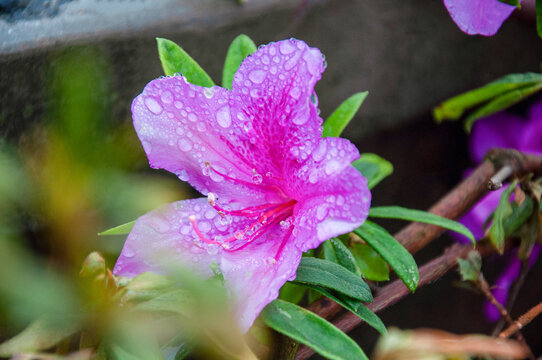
[113,39,371,331]
[456,98,542,321]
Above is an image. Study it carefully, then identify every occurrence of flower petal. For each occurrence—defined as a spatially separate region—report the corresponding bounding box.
[113,198,250,277]
[288,138,371,252]
[132,77,272,205]
[522,99,542,155]
[443,0,518,36]
[228,39,326,182]
[220,226,302,332]
[470,113,524,163]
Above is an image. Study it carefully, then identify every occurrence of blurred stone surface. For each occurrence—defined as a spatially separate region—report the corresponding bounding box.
[1,0,542,141]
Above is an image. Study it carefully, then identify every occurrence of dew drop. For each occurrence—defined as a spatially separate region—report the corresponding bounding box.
[122,246,135,258]
[178,169,189,181]
[252,169,263,184]
[289,87,301,100]
[204,87,215,99]
[216,106,232,128]
[280,41,295,55]
[144,97,163,114]
[178,138,193,151]
[280,219,292,230]
[325,160,341,175]
[174,101,183,109]
[249,70,266,84]
[160,91,173,104]
[188,113,197,122]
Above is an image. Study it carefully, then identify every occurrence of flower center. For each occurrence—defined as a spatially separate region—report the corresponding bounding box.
[189,193,296,252]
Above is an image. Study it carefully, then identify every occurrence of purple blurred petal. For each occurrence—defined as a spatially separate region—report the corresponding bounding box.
[470,113,524,163]
[521,98,542,155]
[443,0,518,36]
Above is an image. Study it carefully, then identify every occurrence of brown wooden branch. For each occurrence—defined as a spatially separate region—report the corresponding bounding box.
[294,149,542,360]
[500,302,542,339]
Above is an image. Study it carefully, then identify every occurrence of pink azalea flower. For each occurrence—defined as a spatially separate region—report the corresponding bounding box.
[113,39,371,331]
[443,0,520,36]
[454,98,542,321]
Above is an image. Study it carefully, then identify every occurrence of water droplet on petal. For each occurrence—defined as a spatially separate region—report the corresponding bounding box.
[252,169,263,184]
[216,106,232,128]
[178,138,193,151]
[178,169,189,181]
[325,159,341,175]
[289,87,301,100]
[123,246,135,258]
[160,91,173,104]
[249,70,266,84]
[204,87,215,99]
[280,219,292,230]
[280,41,295,55]
[144,97,163,114]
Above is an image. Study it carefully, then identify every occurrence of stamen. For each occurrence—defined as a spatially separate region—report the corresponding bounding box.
[188,215,222,246]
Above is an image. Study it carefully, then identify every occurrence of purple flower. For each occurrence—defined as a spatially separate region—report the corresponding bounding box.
[457,98,542,320]
[113,39,371,331]
[443,0,519,36]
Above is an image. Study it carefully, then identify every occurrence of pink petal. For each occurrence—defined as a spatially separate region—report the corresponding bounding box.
[443,0,518,36]
[220,226,302,332]
[113,198,251,277]
[131,77,273,205]
[470,113,524,163]
[227,39,326,182]
[288,138,371,252]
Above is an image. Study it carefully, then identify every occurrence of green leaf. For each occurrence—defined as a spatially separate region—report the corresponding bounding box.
[351,243,390,281]
[433,72,542,123]
[354,221,419,292]
[457,250,482,282]
[504,196,535,237]
[279,282,307,305]
[156,38,214,87]
[261,299,368,360]
[293,257,373,302]
[537,0,542,39]
[352,153,393,189]
[464,82,542,131]
[323,92,368,137]
[98,220,135,236]
[0,316,81,357]
[368,206,476,245]
[222,34,257,90]
[306,285,387,335]
[497,0,520,6]
[322,238,361,275]
[489,181,518,253]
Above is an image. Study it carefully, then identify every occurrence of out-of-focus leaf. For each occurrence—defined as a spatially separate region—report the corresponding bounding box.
[368,206,475,245]
[489,181,517,253]
[306,285,387,335]
[0,316,81,357]
[222,34,257,90]
[98,221,135,236]
[354,221,419,292]
[504,195,534,237]
[351,243,390,281]
[352,153,393,189]
[261,299,368,360]
[497,0,520,6]
[322,238,361,275]
[323,92,368,137]
[464,83,542,131]
[433,72,542,123]
[156,38,214,87]
[457,250,482,283]
[537,0,542,39]
[293,257,373,302]
[279,282,306,305]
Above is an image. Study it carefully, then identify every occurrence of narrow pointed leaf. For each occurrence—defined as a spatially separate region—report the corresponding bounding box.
[497,0,520,6]
[323,92,368,137]
[537,0,542,39]
[99,220,135,236]
[293,257,372,302]
[433,73,542,123]
[306,285,387,335]
[354,221,419,292]
[464,83,542,131]
[322,238,361,275]
[368,206,475,245]
[222,34,257,90]
[352,153,393,189]
[261,299,368,360]
[156,38,214,87]
[489,181,517,253]
[351,243,390,281]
